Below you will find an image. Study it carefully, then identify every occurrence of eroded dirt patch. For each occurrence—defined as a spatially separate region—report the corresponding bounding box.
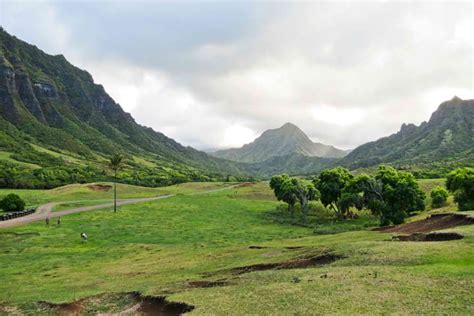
[394,232,464,242]
[230,253,343,275]
[135,295,194,315]
[38,300,83,316]
[376,213,474,234]
[248,245,269,249]
[87,184,112,192]
[37,292,194,316]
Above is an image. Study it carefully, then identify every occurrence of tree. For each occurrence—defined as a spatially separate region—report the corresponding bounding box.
[0,194,25,212]
[313,167,353,218]
[290,178,319,221]
[430,186,449,208]
[109,153,124,213]
[270,174,296,216]
[446,167,474,211]
[361,166,425,226]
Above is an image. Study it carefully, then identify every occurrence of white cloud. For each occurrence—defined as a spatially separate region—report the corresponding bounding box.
[1,1,472,150]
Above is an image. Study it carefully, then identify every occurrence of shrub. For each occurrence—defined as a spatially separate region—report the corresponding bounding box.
[0,194,26,212]
[446,167,474,211]
[430,186,449,208]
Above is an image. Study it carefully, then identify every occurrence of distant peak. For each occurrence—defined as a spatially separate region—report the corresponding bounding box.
[451,96,462,102]
[280,122,299,130]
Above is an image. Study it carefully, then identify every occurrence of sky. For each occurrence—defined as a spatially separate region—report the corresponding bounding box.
[1,0,473,151]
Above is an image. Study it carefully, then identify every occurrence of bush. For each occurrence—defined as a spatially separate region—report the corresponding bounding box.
[430,186,449,208]
[446,167,474,211]
[0,194,26,212]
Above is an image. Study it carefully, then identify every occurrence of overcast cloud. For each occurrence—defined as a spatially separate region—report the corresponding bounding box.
[1,0,473,150]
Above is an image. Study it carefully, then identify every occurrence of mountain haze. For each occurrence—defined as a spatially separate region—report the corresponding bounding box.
[212,122,349,163]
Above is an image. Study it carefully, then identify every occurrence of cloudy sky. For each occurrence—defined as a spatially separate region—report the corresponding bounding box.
[1,0,473,150]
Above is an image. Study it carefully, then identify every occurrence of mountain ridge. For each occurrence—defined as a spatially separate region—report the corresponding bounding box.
[339,96,474,176]
[212,122,349,163]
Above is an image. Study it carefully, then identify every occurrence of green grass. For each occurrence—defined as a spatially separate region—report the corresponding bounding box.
[0,181,472,315]
[0,182,235,209]
[0,150,41,169]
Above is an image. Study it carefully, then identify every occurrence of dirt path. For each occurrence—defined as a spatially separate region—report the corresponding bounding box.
[0,184,240,229]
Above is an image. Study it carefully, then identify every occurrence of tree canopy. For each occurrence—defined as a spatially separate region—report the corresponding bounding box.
[446,167,474,211]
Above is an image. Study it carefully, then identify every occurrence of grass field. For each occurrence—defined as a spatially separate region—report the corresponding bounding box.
[0,181,473,315]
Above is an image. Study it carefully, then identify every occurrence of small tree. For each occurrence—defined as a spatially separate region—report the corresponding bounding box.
[291,178,319,221]
[313,167,353,218]
[109,153,124,213]
[430,186,449,208]
[363,166,425,226]
[0,194,25,212]
[270,174,297,216]
[446,167,474,211]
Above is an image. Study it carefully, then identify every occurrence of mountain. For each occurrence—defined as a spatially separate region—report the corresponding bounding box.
[0,28,249,188]
[340,97,474,176]
[212,122,349,163]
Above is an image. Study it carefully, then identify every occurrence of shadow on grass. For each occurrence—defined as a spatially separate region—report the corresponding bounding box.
[263,202,379,234]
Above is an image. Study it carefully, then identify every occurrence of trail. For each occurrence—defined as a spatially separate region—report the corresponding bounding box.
[0,184,239,229]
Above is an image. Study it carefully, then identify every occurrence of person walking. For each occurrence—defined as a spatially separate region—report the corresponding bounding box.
[57,217,61,226]
[45,217,49,227]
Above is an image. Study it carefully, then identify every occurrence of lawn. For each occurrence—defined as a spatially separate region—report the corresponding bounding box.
[0,181,472,315]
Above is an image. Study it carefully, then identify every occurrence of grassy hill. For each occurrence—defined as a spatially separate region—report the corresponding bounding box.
[0,181,472,314]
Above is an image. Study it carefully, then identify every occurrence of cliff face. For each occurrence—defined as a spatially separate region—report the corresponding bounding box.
[0,28,246,177]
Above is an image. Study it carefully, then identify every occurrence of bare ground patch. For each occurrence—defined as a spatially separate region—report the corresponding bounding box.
[187,279,230,288]
[230,253,343,275]
[375,213,474,234]
[37,292,194,316]
[87,184,112,192]
[393,232,464,242]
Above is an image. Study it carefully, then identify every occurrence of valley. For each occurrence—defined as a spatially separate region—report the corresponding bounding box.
[0,6,473,315]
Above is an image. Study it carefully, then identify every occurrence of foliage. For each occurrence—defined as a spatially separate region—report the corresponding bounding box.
[358,166,425,226]
[270,175,319,218]
[0,193,25,212]
[313,167,354,218]
[430,186,449,208]
[446,167,474,211]
[270,174,296,214]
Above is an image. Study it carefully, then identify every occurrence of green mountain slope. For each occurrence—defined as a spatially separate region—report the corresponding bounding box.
[212,122,349,163]
[340,97,474,176]
[0,28,250,187]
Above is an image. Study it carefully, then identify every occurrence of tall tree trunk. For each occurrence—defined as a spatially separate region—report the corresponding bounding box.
[113,169,117,213]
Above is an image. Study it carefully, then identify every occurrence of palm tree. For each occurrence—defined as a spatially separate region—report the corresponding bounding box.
[109,153,124,213]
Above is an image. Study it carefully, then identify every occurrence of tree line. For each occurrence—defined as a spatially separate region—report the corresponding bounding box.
[270,166,474,226]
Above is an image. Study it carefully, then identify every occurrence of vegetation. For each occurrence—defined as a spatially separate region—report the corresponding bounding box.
[0,193,25,212]
[0,182,472,315]
[431,186,449,208]
[312,166,426,225]
[313,167,354,218]
[270,175,319,221]
[446,167,474,211]
[340,97,474,176]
